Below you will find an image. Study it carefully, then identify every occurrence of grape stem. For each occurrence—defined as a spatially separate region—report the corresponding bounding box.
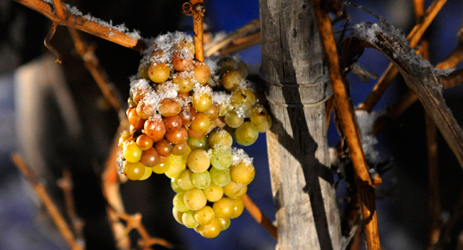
[11,153,84,250]
[241,194,278,240]
[183,0,205,62]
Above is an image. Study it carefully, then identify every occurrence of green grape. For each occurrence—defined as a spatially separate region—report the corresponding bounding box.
[195,218,221,238]
[210,148,232,170]
[173,192,189,212]
[231,198,244,219]
[182,211,199,228]
[177,169,195,191]
[203,183,224,202]
[221,69,242,91]
[235,122,259,146]
[255,115,272,133]
[187,135,209,151]
[212,197,235,219]
[192,171,211,189]
[210,167,231,187]
[194,206,215,225]
[218,218,231,231]
[123,141,143,163]
[184,188,207,211]
[224,109,244,128]
[223,181,247,199]
[230,87,256,115]
[187,149,210,173]
[237,60,248,78]
[208,129,233,149]
[123,161,146,181]
[217,57,237,75]
[171,178,183,193]
[172,207,184,225]
[230,162,255,185]
[138,166,153,180]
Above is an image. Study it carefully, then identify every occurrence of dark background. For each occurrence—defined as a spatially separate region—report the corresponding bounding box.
[1,0,463,249]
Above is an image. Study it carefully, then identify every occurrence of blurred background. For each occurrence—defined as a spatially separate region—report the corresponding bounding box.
[1,0,463,249]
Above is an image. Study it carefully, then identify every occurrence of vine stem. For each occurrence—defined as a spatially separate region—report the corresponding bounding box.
[313,1,381,249]
[358,0,447,112]
[13,0,146,51]
[241,194,278,240]
[11,154,83,250]
[189,0,205,62]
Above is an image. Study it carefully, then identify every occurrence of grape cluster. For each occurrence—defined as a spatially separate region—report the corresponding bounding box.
[117,32,271,238]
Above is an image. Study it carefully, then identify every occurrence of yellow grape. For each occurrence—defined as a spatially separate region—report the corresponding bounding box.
[138,166,153,180]
[195,218,222,238]
[187,149,210,173]
[123,141,143,163]
[177,169,195,191]
[212,197,235,219]
[231,198,244,219]
[123,161,146,180]
[172,207,184,225]
[184,188,207,211]
[182,211,199,228]
[203,183,224,202]
[173,192,189,212]
[223,181,247,199]
[218,218,231,231]
[194,206,215,225]
[230,162,255,185]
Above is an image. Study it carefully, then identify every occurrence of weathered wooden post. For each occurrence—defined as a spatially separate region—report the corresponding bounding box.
[259,0,342,249]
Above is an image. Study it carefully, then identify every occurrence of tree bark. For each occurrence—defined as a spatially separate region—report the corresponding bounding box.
[259,0,342,249]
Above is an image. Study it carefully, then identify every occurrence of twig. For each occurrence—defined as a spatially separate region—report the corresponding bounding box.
[67,27,125,116]
[44,22,61,63]
[11,154,83,250]
[204,19,261,56]
[358,0,447,112]
[57,169,85,239]
[313,1,381,249]
[183,0,205,62]
[14,0,146,51]
[241,194,278,240]
[218,32,261,56]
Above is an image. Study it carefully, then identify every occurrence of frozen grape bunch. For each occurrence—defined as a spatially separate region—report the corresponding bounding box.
[117,32,271,238]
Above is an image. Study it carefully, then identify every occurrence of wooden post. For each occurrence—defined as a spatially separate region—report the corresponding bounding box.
[260,0,342,249]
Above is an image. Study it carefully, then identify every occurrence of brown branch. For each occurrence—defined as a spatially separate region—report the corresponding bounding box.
[241,194,278,240]
[313,1,381,249]
[67,27,124,115]
[44,22,62,63]
[183,0,205,62]
[218,32,261,56]
[57,169,85,239]
[358,0,447,112]
[11,154,83,250]
[14,0,146,51]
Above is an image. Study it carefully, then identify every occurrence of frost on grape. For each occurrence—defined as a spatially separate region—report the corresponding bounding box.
[355,110,380,163]
[231,148,253,166]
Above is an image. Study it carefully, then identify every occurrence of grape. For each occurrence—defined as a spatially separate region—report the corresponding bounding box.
[192,92,212,113]
[180,105,197,126]
[123,161,146,180]
[210,148,232,170]
[177,169,195,191]
[210,167,231,187]
[221,69,242,91]
[230,87,256,115]
[192,171,211,189]
[172,52,193,72]
[231,198,244,219]
[131,86,149,104]
[195,218,221,238]
[217,57,237,75]
[212,197,235,219]
[188,128,207,139]
[165,127,188,145]
[150,48,165,61]
[139,166,153,180]
[173,39,195,55]
[230,162,255,185]
[193,63,211,85]
[204,103,220,121]
[194,206,215,226]
[235,122,259,146]
[173,72,195,93]
[136,100,155,119]
[182,211,199,228]
[218,218,231,231]
[164,157,186,179]
[184,188,207,211]
[148,62,170,83]
[172,207,184,224]
[237,60,248,78]
[144,118,166,142]
[187,136,209,151]
[159,98,182,117]
[138,64,150,80]
[208,129,233,149]
[136,134,154,150]
[249,105,272,132]
[171,178,183,193]
[173,192,189,212]
[164,115,182,133]
[140,147,160,167]
[127,107,146,130]
[123,141,143,163]
[127,97,136,107]
[159,155,169,164]
[172,141,188,156]
[203,183,224,202]
[224,110,244,128]
[155,139,174,157]
[255,115,272,133]
[152,160,171,174]
[118,131,131,149]
[187,149,210,173]
[223,181,247,199]
[190,113,211,134]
